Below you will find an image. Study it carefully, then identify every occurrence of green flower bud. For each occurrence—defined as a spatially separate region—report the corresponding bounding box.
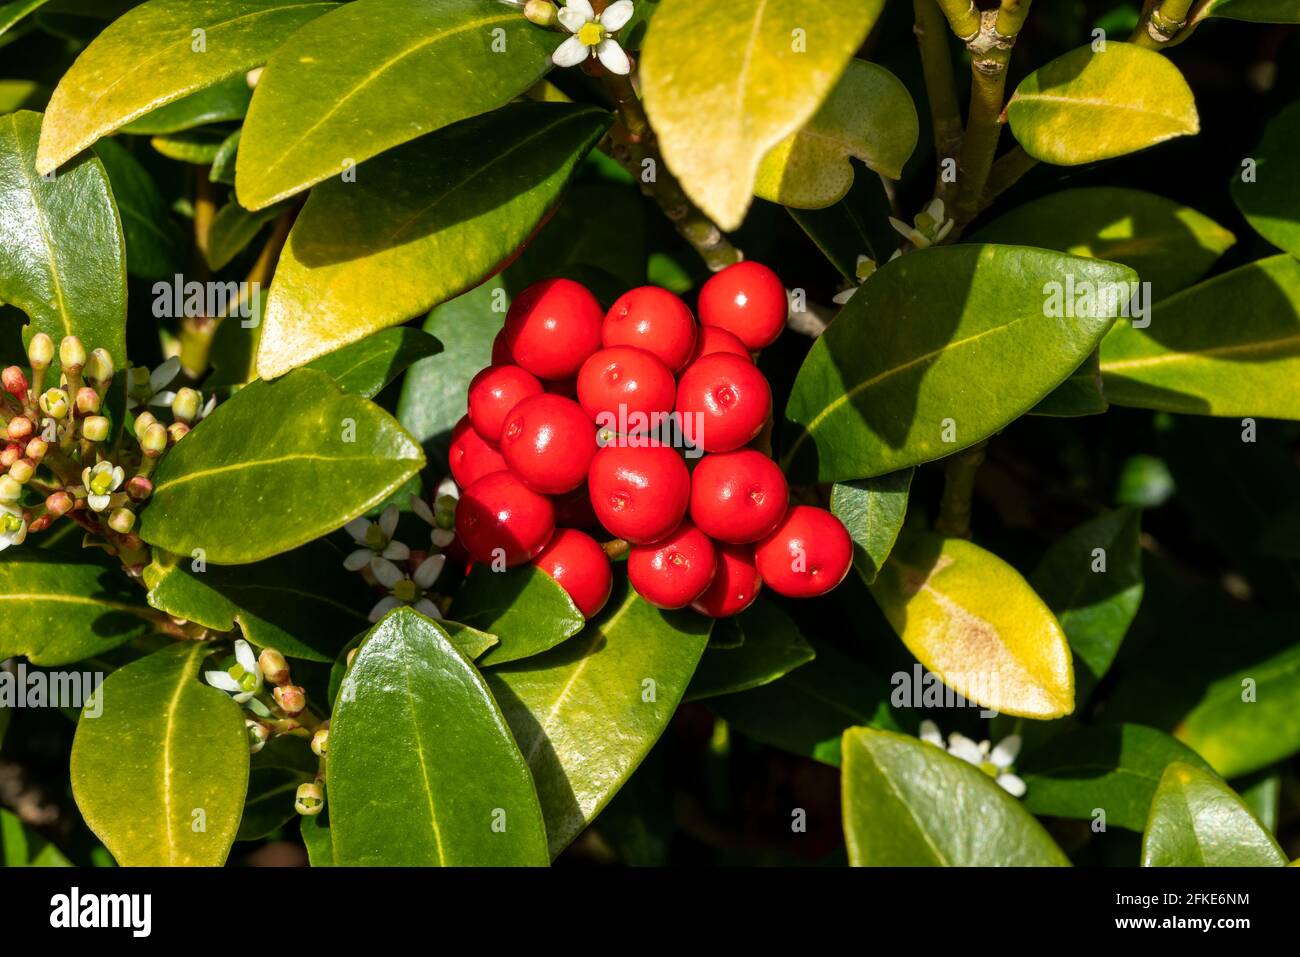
[107,507,136,534]
[84,348,115,387]
[141,422,169,456]
[311,727,330,757]
[27,333,54,371]
[8,458,34,484]
[38,388,70,420]
[0,475,21,502]
[167,421,190,444]
[24,437,48,462]
[172,387,202,425]
[524,0,559,27]
[295,782,325,816]
[134,410,158,436]
[246,719,270,755]
[81,415,110,442]
[59,335,86,372]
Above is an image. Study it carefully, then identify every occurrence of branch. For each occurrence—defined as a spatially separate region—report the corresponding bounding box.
[913,0,964,204]
[1131,0,1194,48]
[933,0,981,38]
[934,440,988,539]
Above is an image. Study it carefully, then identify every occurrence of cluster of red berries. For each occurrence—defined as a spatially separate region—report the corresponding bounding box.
[449,262,853,620]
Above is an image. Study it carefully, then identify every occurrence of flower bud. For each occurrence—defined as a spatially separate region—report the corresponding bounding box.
[0,474,22,502]
[126,475,153,501]
[311,727,329,756]
[8,458,34,484]
[171,387,202,425]
[2,366,28,399]
[27,333,54,371]
[81,415,110,443]
[274,684,306,716]
[167,421,190,444]
[38,388,69,420]
[258,648,291,685]
[107,507,136,534]
[84,348,115,388]
[295,782,324,816]
[75,386,101,416]
[134,410,158,436]
[246,719,270,755]
[5,416,33,442]
[524,0,558,27]
[346,647,359,669]
[24,437,47,463]
[0,444,19,469]
[27,513,51,533]
[141,422,169,456]
[59,336,86,372]
[45,491,74,517]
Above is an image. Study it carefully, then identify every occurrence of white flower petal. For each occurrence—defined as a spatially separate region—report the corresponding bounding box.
[234,639,259,676]
[596,38,630,74]
[414,553,446,589]
[379,505,399,539]
[564,0,595,21]
[414,598,443,620]
[599,0,634,31]
[946,734,983,765]
[371,557,404,588]
[343,548,373,571]
[110,466,125,490]
[200,394,218,419]
[150,356,182,392]
[831,287,857,305]
[557,6,588,32]
[0,539,10,552]
[149,390,176,408]
[409,494,434,524]
[81,467,92,488]
[436,476,459,500]
[918,720,943,747]
[87,494,110,512]
[205,671,243,693]
[990,734,1022,769]
[382,540,411,561]
[344,517,371,543]
[430,527,455,548]
[552,34,589,67]
[997,773,1027,797]
[925,198,945,222]
[888,216,914,241]
[368,595,402,623]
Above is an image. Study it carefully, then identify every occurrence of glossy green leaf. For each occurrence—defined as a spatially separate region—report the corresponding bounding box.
[205,198,281,271]
[1,808,71,866]
[782,245,1135,482]
[149,126,229,164]
[0,552,158,665]
[1007,44,1198,166]
[1141,762,1286,866]
[326,621,497,705]
[235,0,561,210]
[1029,349,1108,417]
[139,368,425,564]
[641,0,884,230]
[842,727,1070,866]
[685,597,814,700]
[328,608,549,866]
[1239,772,1281,834]
[971,187,1234,297]
[236,767,312,841]
[300,809,333,866]
[305,327,442,399]
[1198,0,1300,23]
[754,59,917,208]
[1231,100,1300,259]
[1099,255,1300,419]
[256,102,608,378]
[1,110,126,379]
[830,469,913,585]
[35,0,336,174]
[485,579,710,856]
[70,642,250,866]
[93,137,184,279]
[451,563,585,667]
[870,529,1075,719]
[119,74,252,135]
[143,541,372,662]
[0,1,52,37]
[1020,724,1211,831]
[1030,508,1143,700]
[210,128,241,185]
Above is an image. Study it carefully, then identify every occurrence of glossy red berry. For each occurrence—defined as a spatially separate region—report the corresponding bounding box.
[504,278,603,380]
[455,470,555,567]
[692,543,762,618]
[534,528,613,619]
[628,521,717,609]
[490,329,511,365]
[554,485,601,529]
[690,325,752,364]
[448,415,507,489]
[698,261,786,350]
[754,505,852,598]
[467,364,542,443]
[674,352,771,453]
[602,286,697,373]
[587,443,690,544]
[689,449,788,543]
[499,393,595,495]
[577,346,676,428]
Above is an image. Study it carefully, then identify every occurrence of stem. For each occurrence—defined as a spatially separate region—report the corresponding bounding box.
[602,538,629,560]
[913,0,964,205]
[934,440,987,539]
[933,0,981,38]
[982,144,1039,206]
[1131,0,1194,47]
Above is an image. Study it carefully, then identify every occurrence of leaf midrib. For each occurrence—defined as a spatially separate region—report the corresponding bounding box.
[9,113,72,336]
[1101,333,1300,372]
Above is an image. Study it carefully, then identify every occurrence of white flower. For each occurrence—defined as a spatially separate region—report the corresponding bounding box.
[81,461,125,512]
[369,554,446,622]
[412,477,459,548]
[126,356,182,412]
[918,720,1026,797]
[0,503,28,551]
[342,505,410,571]
[552,0,634,75]
[831,255,879,305]
[204,639,263,704]
[889,198,954,250]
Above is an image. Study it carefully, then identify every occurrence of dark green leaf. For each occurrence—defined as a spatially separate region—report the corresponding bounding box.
[236,767,311,841]
[119,74,252,135]
[1231,99,1300,259]
[452,563,585,667]
[1029,348,1108,417]
[830,469,912,584]
[1141,762,1285,866]
[685,596,814,700]
[305,327,443,399]
[93,137,184,279]
[1,808,71,866]
[204,199,281,271]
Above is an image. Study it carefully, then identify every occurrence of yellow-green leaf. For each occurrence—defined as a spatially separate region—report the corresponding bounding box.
[641,0,884,230]
[869,529,1075,719]
[1141,762,1286,867]
[1007,43,1198,166]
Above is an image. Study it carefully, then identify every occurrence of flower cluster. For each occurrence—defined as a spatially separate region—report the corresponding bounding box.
[920,720,1026,797]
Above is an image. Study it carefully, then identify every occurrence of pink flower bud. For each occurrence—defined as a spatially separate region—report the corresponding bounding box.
[0,444,19,469]
[45,491,74,517]
[258,648,291,686]
[126,475,153,501]
[2,366,28,399]
[75,386,101,415]
[274,684,306,716]
[8,458,34,484]
[5,417,33,442]
[24,437,47,462]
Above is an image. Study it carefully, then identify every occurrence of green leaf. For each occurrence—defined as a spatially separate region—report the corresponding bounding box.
[1231,100,1300,259]
[830,469,913,585]
[93,137,185,280]
[326,622,498,706]
[640,0,884,230]
[0,1,52,38]
[210,128,241,185]
[1239,772,1281,834]
[1029,349,1108,418]
[1029,508,1143,700]
[35,0,336,174]
[236,767,311,841]
[1200,0,1300,23]
[1,110,126,379]
[119,74,252,135]
[204,199,281,271]
[781,245,1135,482]
[255,102,608,378]
[1020,724,1211,831]
[709,642,902,766]
[0,552,158,665]
[70,642,250,866]
[235,0,562,210]
[1007,43,1198,166]
[1099,254,1300,419]
[754,59,917,208]
[396,282,506,463]
[142,541,372,662]
[1141,762,1286,866]
[842,727,1070,866]
[305,327,443,399]
[328,608,549,866]
[870,529,1075,719]
[300,809,333,866]
[971,187,1234,297]
[1,808,71,866]
[451,563,585,667]
[149,126,229,164]
[484,578,711,857]
[685,596,814,700]
[138,368,425,564]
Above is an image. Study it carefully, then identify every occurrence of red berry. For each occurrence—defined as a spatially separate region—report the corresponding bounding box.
[499,393,595,495]
[448,415,507,489]
[602,286,697,373]
[698,261,786,350]
[504,278,603,380]
[490,330,511,366]
[467,364,542,443]
[628,521,717,609]
[754,505,852,598]
[692,543,762,617]
[674,352,771,453]
[455,470,555,567]
[534,528,613,618]
[554,485,601,529]
[689,449,788,543]
[577,346,676,428]
[587,443,690,544]
[545,377,579,400]
[690,325,752,364]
